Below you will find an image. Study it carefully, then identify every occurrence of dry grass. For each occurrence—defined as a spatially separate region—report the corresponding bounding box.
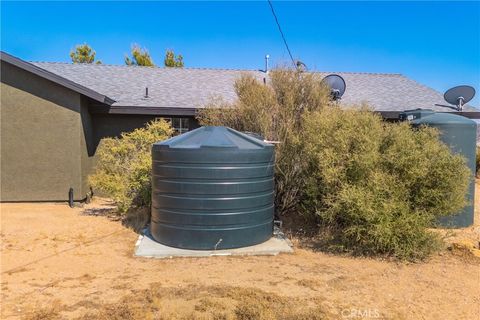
[71,283,329,320]
[22,300,63,320]
[4,198,479,320]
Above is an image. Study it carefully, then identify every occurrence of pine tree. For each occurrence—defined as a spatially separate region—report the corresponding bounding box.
[164,49,184,68]
[125,44,154,66]
[70,43,101,64]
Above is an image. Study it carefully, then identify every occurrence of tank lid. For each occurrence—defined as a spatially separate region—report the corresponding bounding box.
[155,126,273,149]
[411,112,477,126]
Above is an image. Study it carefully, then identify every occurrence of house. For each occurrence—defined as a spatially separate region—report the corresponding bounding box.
[1,51,478,202]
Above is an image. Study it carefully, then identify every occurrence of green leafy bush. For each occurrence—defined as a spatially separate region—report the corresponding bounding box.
[302,107,471,259]
[89,119,173,213]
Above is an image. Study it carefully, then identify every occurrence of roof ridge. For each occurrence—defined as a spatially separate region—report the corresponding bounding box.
[31,61,263,72]
[312,70,403,76]
[31,61,402,75]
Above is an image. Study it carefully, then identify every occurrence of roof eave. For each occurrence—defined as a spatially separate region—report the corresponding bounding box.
[89,104,197,117]
[90,106,480,119]
[0,51,115,105]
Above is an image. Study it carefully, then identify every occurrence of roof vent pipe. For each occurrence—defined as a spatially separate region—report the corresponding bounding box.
[144,87,149,98]
[265,54,270,73]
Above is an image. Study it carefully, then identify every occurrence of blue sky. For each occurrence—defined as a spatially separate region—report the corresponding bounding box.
[2,1,479,107]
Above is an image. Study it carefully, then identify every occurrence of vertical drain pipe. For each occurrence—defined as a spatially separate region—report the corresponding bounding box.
[68,188,74,208]
[263,54,270,85]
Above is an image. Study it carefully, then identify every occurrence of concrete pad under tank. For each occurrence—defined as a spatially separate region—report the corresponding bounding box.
[134,227,293,258]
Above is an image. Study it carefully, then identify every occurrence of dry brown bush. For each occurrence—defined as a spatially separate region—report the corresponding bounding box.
[197,69,330,215]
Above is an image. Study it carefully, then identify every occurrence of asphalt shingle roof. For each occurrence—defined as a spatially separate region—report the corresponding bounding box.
[31,62,477,112]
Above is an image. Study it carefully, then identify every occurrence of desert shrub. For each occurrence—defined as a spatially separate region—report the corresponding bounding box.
[197,69,330,215]
[302,107,471,260]
[89,119,173,213]
[198,68,470,260]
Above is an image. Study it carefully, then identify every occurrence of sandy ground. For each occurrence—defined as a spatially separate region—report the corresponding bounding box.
[1,189,480,319]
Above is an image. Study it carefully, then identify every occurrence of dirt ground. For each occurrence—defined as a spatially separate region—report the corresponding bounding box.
[1,187,480,320]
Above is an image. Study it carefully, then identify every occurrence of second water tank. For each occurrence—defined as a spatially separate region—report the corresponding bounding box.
[400,110,477,227]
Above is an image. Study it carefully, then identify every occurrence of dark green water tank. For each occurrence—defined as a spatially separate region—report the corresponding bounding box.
[400,109,477,228]
[151,126,275,249]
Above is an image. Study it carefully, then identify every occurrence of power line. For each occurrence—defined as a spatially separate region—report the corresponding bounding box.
[267,0,296,68]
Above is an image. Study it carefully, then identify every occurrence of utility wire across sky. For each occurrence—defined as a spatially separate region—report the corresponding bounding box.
[267,0,296,68]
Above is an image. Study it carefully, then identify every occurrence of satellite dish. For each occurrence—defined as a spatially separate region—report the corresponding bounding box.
[322,74,346,100]
[444,85,475,111]
[295,60,307,72]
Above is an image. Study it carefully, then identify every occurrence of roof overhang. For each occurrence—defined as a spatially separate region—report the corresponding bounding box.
[0,51,115,105]
[90,106,480,119]
[89,104,197,117]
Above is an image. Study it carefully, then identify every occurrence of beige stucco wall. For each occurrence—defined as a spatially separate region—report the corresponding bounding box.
[1,61,89,201]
